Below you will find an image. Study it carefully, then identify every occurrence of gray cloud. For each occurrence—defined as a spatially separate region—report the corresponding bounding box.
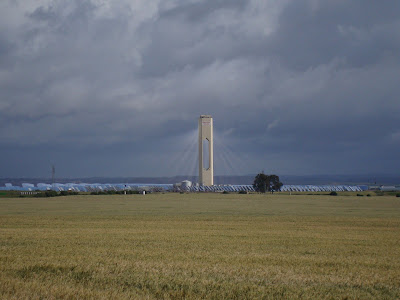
[0,0,399,178]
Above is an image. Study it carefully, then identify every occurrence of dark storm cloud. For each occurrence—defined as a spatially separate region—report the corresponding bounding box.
[268,0,400,70]
[0,0,399,178]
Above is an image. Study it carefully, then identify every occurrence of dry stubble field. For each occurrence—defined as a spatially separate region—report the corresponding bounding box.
[0,193,400,299]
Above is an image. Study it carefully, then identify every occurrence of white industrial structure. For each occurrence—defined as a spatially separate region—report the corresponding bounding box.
[198,115,214,186]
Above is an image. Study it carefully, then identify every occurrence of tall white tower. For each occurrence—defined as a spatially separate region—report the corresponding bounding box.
[199,115,213,186]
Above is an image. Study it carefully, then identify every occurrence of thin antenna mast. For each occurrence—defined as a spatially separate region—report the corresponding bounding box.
[51,165,55,190]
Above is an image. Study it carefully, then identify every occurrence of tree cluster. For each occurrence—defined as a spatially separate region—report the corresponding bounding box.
[90,190,140,195]
[253,173,283,193]
[19,190,79,198]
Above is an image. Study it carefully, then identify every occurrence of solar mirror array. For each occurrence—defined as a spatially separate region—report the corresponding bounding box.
[0,183,363,193]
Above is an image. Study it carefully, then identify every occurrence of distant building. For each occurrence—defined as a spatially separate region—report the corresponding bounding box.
[379,185,400,192]
[173,180,192,192]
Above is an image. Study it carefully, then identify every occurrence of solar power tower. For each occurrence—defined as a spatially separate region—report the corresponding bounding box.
[198,115,214,186]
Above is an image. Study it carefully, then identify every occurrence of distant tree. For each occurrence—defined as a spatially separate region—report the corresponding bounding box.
[253,173,283,193]
[253,173,268,193]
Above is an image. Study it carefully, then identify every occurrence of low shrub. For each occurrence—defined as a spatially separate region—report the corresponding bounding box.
[33,191,58,198]
[396,193,400,198]
[238,191,248,194]
[222,191,229,194]
[60,191,79,196]
[357,194,364,197]
[367,194,371,197]
[329,191,338,196]
[47,191,58,197]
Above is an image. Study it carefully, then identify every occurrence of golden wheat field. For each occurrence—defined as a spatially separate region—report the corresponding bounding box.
[0,193,400,299]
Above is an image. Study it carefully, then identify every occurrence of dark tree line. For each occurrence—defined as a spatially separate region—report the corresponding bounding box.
[253,173,283,193]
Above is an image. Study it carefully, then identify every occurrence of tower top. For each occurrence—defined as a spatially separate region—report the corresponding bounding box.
[200,115,212,118]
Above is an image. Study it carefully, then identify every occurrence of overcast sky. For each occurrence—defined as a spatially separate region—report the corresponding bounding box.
[0,0,399,178]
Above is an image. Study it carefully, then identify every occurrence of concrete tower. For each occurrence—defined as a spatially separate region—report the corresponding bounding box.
[199,115,213,186]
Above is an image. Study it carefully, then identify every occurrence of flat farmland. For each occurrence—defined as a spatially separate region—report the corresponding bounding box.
[0,193,399,299]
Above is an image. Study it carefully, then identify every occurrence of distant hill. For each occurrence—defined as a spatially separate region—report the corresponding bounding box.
[1,174,399,187]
